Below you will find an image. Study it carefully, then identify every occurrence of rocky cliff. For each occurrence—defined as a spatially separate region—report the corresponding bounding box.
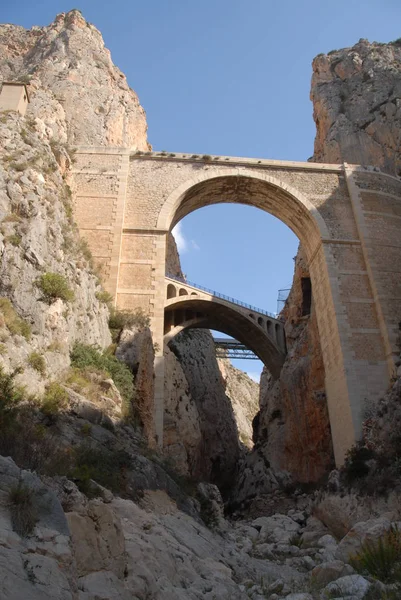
[311,38,401,175]
[218,357,259,448]
[0,10,149,149]
[254,249,333,482]
[0,9,256,488]
[0,111,111,394]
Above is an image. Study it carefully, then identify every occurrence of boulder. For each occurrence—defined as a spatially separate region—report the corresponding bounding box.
[335,517,392,562]
[324,574,371,599]
[311,560,354,587]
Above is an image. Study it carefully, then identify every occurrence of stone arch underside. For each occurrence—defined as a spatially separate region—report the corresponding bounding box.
[158,171,330,260]
[164,298,286,378]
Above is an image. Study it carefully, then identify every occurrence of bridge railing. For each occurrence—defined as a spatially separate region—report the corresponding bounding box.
[166,273,277,319]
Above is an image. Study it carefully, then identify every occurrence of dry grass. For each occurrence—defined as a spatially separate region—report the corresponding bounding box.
[8,482,37,537]
[0,298,31,340]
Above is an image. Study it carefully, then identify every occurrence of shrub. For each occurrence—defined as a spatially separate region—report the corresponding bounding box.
[350,525,401,583]
[0,369,72,475]
[36,273,75,303]
[70,343,134,405]
[47,340,66,353]
[80,423,92,436]
[343,444,376,484]
[109,307,150,341]
[6,234,21,247]
[41,382,69,415]
[28,351,46,376]
[0,367,24,415]
[77,238,94,265]
[71,443,131,495]
[289,533,303,548]
[202,154,212,161]
[8,482,37,537]
[95,290,113,304]
[2,213,21,223]
[0,298,31,340]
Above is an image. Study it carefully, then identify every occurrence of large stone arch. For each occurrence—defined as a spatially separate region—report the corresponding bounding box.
[154,169,377,466]
[157,169,330,260]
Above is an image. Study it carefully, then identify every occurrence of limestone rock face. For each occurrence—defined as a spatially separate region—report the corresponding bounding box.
[218,357,259,448]
[163,345,203,476]
[117,326,156,446]
[0,10,150,149]
[169,329,241,490]
[311,38,401,175]
[0,456,310,600]
[254,248,333,482]
[0,112,110,394]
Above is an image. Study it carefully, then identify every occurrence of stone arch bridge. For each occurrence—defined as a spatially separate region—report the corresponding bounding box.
[72,148,401,465]
[164,275,286,377]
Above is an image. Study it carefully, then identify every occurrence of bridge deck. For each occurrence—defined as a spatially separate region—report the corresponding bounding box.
[166,274,278,320]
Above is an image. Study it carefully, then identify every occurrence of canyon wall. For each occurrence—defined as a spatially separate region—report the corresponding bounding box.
[311,38,401,175]
[0,9,252,485]
[0,10,149,149]
[254,249,333,482]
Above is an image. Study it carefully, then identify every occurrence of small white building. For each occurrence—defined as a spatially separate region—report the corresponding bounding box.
[0,82,30,116]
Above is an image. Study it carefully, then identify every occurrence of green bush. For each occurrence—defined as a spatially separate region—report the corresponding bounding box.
[28,351,46,376]
[109,307,150,342]
[95,290,113,304]
[71,442,131,496]
[41,382,69,415]
[0,369,72,475]
[350,525,401,583]
[343,444,376,484]
[0,297,31,340]
[36,273,75,303]
[5,234,21,247]
[8,482,37,537]
[70,343,134,405]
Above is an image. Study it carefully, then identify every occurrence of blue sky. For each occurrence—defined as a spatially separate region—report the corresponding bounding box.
[3,1,400,379]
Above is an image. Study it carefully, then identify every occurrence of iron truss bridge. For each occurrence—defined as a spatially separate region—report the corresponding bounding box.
[213,338,259,360]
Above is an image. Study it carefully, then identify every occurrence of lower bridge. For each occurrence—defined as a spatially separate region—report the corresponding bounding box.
[213,338,260,360]
[164,275,286,377]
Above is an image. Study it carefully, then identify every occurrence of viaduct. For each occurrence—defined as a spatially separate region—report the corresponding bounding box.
[71,147,401,466]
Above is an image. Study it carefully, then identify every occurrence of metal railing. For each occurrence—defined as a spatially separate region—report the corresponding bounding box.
[166,273,276,318]
[213,338,259,360]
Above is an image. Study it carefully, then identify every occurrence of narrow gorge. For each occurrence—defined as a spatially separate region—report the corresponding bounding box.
[0,10,400,600]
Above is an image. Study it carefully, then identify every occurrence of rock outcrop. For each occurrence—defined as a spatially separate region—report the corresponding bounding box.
[0,10,257,479]
[3,451,398,600]
[311,38,401,175]
[168,329,241,491]
[0,111,110,394]
[254,248,333,482]
[218,357,259,448]
[0,10,149,149]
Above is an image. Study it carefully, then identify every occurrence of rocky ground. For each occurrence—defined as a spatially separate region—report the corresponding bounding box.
[2,440,401,600]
